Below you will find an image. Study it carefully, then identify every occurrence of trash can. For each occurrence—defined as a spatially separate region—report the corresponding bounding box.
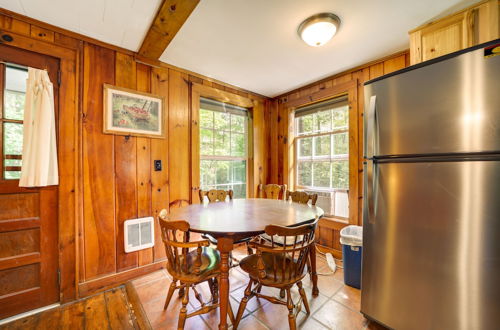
[340,225,362,289]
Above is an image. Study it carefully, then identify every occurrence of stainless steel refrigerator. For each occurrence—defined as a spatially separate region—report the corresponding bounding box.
[361,39,500,330]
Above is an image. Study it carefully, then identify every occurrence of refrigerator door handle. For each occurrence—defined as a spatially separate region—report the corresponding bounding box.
[365,160,376,224]
[365,95,377,159]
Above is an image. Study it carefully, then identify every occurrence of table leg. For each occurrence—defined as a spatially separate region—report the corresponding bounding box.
[217,237,233,330]
[310,241,319,296]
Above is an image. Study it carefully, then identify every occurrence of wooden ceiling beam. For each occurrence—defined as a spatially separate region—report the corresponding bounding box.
[138,0,200,59]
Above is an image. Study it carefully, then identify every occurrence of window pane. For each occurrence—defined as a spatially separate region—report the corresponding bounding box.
[4,123,23,155]
[333,132,348,155]
[216,161,230,184]
[233,160,246,183]
[214,112,230,131]
[200,160,216,186]
[4,171,21,179]
[316,110,331,132]
[200,109,213,128]
[231,115,245,133]
[332,105,348,129]
[332,160,349,189]
[4,90,25,120]
[297,161,312,186]
[231,133,245,157]
[214,130,230,156]
[298,137,312,158]
[314,135,331,157]
[200,128,213,155]
[313,162,331,188]
[232,184,246,199]
[298,115,313,135]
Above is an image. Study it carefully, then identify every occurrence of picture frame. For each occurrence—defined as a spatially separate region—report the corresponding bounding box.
[103,84,165,139]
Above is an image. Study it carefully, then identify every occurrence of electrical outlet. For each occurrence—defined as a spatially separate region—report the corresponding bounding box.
[154,160,162,171]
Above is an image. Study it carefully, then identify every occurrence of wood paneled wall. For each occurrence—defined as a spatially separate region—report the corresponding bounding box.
[0,8,267,299]
[269,51,410,258]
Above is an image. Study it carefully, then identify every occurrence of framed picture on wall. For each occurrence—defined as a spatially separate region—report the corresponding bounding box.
[103,84,165,139]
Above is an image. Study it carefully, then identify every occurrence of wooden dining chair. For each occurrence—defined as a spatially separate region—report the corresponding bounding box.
[285,190,318,205]
[234,218,319,330]
[158,210,235,329]
[258,184,287,200]
[199,189,233,203]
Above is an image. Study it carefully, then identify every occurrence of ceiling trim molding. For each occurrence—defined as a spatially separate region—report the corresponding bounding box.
[138,0,200,59]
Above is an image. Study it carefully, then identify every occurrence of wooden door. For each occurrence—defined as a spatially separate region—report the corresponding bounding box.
[0,45,60,319]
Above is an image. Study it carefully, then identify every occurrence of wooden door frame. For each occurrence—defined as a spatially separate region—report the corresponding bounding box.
[0,29,80,303]
[279,80,360,226]
[190,82,263,202]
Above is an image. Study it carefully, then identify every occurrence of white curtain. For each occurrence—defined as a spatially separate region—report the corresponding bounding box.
[19,68,58,187]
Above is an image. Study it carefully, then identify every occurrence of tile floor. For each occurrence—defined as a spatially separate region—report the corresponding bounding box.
[131,246,387,330]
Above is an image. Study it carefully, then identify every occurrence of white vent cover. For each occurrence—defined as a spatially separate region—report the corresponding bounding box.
[124,217,155,253]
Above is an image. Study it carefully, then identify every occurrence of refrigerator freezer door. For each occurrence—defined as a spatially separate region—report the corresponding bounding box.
[361,160,500,330]
[364,45,500,157]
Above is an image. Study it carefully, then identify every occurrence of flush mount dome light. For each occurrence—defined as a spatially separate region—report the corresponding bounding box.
[298,13,341,47]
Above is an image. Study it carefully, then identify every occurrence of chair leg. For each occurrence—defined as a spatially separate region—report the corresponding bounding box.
[297,281,310,314]
[306,256,312,280]
[164,279,177,310]
[234,280,254,329]
[177,285,190,330]
[280,288,286,298]
[246,242,253,255]
[208,278,218,304]
[286,288,297,330]
[192,284,205,307]
[178,285,185,298]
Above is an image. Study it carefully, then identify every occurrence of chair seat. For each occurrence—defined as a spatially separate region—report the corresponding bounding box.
[167,246,220,279]
[239,252,307,286]
[260,233,304,246]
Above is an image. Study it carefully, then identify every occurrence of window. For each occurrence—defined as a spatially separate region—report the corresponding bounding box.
[199,97,248,198]
[1,64,28,180]
[294,96,349,218]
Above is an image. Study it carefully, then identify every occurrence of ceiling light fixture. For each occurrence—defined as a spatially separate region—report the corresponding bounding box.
[298,13,341,47]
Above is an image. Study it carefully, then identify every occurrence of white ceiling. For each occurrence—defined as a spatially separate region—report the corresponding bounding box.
[1,0,480,97]
[160,0,480,97]
[0,0,161,50]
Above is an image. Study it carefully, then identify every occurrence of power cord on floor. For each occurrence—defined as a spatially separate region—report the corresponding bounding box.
[315,245,343,276]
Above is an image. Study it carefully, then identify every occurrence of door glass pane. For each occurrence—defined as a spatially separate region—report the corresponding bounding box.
[4,123,23,155]
[313,161,331,188]
[4,67,27,121]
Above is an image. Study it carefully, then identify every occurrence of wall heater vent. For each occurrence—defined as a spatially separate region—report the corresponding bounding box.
[124,217,155,253]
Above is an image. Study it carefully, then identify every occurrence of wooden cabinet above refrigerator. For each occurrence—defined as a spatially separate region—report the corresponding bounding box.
[409,0,499,65]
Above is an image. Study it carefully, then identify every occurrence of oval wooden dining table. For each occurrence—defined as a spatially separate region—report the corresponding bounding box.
[168,198,324,330]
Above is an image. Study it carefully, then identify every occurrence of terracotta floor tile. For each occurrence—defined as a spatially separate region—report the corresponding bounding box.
[199,296,247,329]
[290,285,329,314]
[230,285,270,313]
[254,305,321,330]
[332,285,361,312]
[234,314,269,330]
[296,312,330,330]
[302,273,343,298]
[229,268,250,292]
[312,299,366,330]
